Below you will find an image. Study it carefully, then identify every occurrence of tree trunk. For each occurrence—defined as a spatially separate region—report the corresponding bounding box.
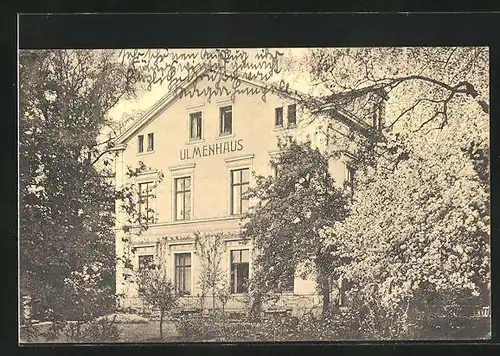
[321,282,330,315]
[222,303,226,339]
[317,267,331,315]
[200,293,205,316]
[248,293,262,321]
[159,309,164,339]
[212,287,216,314]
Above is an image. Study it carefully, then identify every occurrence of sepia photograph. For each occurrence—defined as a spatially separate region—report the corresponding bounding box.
[19,46,491,343]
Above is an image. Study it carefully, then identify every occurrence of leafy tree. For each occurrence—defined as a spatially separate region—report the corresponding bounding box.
[306,47,489,172]
[135,261,178,339]
[325,113,490,338]
[302,47,490,339]
[61,262,116,341]
[307,47,488,117]
[194,231,230,315]
[242,140,350,316]
[19,49,138,320]
[115,163,165,312]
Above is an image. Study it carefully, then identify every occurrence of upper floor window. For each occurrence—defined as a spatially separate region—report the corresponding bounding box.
[271,164,278,179]
[138,133,154,153]
[288,104,297,126]
[275,107,284,127]
[372,103,383,131]
[220,105,233,135]
[147,133,154,151]
[190,111,203,140]
[138,182,155,224]
[230,249,249,294]
[138,135,144,153]
[230,168,249,215]
[346,164,355,188]
[175,253,192,296]
[175,176,191,221]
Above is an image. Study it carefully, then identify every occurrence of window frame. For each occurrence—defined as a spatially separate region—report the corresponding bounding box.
[229,248,250,294]
[219,105,233,136]
[345,163,356,198]
[345,164,355,187]
[174,252,192,296]
[174,176,192,221]
[287,104,297,127]
[372,103,384,131]
[275,106,284,127]
[138,134,144,153]
[169,163,196,222]
[138,181,155,225]
[137,254,154,272]
[147,133,154,151]
[230,167,250,216]
[189,111,203,141]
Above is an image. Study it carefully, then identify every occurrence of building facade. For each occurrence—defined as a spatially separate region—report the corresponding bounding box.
[112,68,382,316]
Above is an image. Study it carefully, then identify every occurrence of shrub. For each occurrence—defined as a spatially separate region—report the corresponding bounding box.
[174,315,223,341]
[19,325,41,343]
[174,312,359,342]
[78,318,121,342]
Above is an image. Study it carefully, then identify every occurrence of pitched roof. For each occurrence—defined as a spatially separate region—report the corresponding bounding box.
[112,64,312,147]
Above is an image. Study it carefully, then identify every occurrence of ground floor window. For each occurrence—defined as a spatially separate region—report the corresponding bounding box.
[138,254,154,271]
[175,253,191,295]
[230,249,249,294]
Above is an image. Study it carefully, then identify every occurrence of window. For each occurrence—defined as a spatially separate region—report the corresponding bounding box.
[220,105,233,135]
[138,135,144,153]
[288,104,296,126]
[346,164,355,189]
[271,164,278,179]
[230,168,249,215]
[275,107,283,127]
[147,133,154,151]
[175,253,191,295]
[230,249,249,294]
[189,111,203,140]
[138,182,155,224]
[174,176,191,220]
[372,103,383,131]
[138,254,154,271]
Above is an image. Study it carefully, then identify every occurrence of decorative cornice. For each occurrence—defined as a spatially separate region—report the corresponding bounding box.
[224,154,255,164]
[168,163,196,172]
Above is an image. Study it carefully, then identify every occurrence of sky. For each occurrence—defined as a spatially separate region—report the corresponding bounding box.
[105,47,489,144]
[107,48,315,127]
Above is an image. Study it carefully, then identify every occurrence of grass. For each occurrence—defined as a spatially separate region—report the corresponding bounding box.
[118,321,180,342]
[20,320,181,343]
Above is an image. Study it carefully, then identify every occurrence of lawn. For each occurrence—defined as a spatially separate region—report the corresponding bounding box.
[20,319,182,343]
[118,320,181,342]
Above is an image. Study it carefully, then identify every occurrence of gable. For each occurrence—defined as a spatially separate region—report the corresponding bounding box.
[113,67,305,147]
